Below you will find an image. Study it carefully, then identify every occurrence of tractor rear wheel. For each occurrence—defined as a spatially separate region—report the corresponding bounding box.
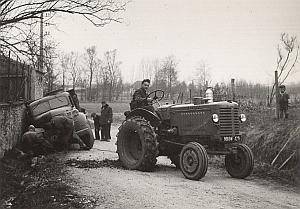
[179,142,208,180]
[225,144,254,179]
[117,116,158,171]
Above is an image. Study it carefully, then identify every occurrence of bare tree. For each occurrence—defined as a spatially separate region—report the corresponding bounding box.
[269,33,299,105]
[59,53,68,90]
[85,46,97,101]
[68,52,80,89]
[94,60,103,101]
[100,65,110,101]
[43,40,58,92]
[103,49,122,101]
[153,55,178,99]
[139,58,159,81]
[59,51,81,89]
[0,0,127,56]
[194,61,211,96]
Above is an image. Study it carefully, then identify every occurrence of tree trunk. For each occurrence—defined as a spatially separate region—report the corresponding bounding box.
[89,70,92,101]
[102,81,107,101]
[108,81,113,102]
[275,70,279,119]
[96,82,99,101]
[62,70,65,90]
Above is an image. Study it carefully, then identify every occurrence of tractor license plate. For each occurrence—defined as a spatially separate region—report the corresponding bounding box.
[222,136,241,142]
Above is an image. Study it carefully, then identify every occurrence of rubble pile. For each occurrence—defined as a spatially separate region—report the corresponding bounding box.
[66,158,125,169]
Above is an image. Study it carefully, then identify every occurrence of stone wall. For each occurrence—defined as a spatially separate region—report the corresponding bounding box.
[0,55,44,158]
[0,103,25,158]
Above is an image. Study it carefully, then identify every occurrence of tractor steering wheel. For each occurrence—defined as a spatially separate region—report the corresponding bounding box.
[146,89,165,102]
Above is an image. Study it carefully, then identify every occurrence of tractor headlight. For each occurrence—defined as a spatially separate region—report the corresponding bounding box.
[240,114,246,122]
[212,114,219,123]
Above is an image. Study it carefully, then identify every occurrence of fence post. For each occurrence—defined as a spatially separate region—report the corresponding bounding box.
[22,62,26,100]
[16,56,19,101]
[7,51,11,102]
[28,65,31,100]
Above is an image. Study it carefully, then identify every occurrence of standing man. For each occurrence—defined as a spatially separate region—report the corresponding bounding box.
[100,101,113,141]
[91,113,101,140]
[130,79,154,112]
[278,85,290,119]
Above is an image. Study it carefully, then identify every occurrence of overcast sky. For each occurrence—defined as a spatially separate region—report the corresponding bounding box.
[51,0,300,85]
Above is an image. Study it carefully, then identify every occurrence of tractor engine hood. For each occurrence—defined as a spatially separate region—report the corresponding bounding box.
[158,101,238,111]
[157,101,239,121]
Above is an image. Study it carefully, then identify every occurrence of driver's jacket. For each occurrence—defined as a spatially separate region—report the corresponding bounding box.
[130,88,148,109]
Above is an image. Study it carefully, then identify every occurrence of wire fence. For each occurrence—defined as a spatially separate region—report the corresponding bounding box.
[0,51,32,103]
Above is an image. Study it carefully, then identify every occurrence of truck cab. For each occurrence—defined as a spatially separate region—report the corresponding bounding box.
[26,89,94,149]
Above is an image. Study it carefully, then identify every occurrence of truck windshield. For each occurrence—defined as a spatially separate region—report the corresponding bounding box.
[32,96,69,116]
[49,96,69,109]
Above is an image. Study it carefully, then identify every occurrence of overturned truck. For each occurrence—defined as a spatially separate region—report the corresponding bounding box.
[26,89,94,150]
[117,90,253,180]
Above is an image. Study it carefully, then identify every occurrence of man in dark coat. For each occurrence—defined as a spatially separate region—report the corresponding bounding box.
[91,113,101,140]
[130,79,154,112]
[278,85,289,119]
[100,101,113,141]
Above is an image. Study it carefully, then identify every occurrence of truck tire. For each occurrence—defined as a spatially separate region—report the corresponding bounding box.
[80,127,94,149]
[74,113,94,149]
[225,144,254,179]
[117,116,158,171]
[180,142,208,180]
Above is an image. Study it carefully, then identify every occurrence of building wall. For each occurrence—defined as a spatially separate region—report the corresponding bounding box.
[0,103,25,158]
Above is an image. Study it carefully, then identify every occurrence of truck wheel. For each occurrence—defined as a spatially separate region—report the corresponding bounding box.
[74,112,95,149]
[81,127,94,149]
[169,155,180,169]
[180,142,208,180]
[225,144,254,179]
[117,116,158,171]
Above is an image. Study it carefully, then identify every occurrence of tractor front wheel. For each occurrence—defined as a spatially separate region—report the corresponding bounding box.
[225,144,254,179]
[179,142,208,180]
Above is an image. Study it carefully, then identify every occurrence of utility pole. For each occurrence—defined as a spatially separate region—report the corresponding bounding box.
[231,78,236,101]
[39,12,44,72]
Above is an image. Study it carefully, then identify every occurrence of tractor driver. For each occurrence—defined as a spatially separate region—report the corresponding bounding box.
[130,79,155,112]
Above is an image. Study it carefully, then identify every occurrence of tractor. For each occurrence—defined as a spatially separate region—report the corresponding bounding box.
[116,89,254,180]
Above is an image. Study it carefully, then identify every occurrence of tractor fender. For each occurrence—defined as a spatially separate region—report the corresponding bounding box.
[127,108,161,127]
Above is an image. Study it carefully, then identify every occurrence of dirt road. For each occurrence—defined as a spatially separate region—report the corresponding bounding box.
[63,124,300,209]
